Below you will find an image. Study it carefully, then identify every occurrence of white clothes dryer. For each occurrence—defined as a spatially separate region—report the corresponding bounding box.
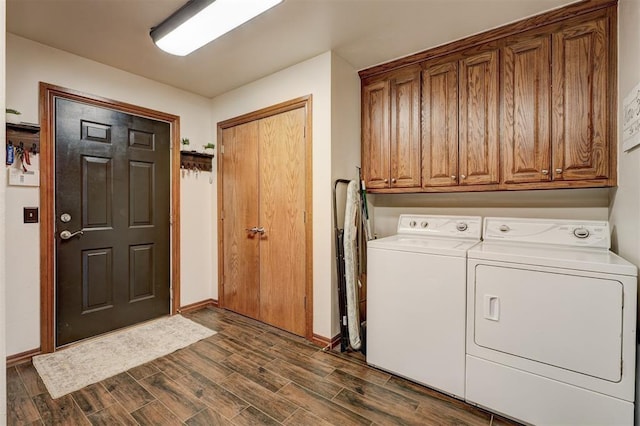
[466,217,637,425]
[367,215,481,399]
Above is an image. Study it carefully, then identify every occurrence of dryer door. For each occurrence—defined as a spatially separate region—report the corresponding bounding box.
[472,264,623,382]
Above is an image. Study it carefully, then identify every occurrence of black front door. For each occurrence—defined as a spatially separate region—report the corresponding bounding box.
[55,97,171,346]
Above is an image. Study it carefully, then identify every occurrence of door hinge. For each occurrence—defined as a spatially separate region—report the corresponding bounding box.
[303,211,306,223]
[169,213,173,225]
[221,210,224,220]
[304,296,307,309]
[221,145,224,155]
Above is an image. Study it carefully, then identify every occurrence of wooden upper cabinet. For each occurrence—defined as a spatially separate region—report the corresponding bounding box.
[422,60,459,187]
[362,66,421,189]
[552,16,609,181]
[502,35,551,184]
[390,66,421,188]
[362,79,390,189]
[360,3,615,193]
[459,49,500,186]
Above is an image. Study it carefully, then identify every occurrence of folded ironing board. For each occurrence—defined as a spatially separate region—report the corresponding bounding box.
[343,180,361,350]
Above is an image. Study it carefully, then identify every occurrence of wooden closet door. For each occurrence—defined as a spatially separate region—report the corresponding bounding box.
[258,107,307,336]
[221,121,260,318]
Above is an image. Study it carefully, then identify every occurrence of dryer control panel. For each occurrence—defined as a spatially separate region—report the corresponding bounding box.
[397,215,482,239]
[483,217,610,248]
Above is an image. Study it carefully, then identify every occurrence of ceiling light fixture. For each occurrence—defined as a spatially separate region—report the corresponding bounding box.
[150,0,283,56]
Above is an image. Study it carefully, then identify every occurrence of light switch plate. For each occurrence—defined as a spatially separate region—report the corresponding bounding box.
[24,207,38,224]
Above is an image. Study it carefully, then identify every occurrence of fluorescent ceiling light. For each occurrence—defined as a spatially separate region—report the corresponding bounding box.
[150,0,283,56]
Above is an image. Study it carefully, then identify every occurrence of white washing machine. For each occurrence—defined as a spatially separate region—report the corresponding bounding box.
[466,217,637,425]
[367,214,481,399]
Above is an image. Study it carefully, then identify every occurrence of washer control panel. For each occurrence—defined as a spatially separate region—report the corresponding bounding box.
[483,217,610,248]
[397,215,482,239]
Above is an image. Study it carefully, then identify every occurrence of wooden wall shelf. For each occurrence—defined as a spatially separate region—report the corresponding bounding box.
[180,151,214,172]
[7,122,40,133]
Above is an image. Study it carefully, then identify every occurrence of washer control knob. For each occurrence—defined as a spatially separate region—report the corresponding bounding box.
[573,227,590,239]
[499,224,510,233]
[409,220,417,228]
[420,221,429,228]
[456,222,468,232]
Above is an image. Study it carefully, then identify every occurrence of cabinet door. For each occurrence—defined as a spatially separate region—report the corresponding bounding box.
[362,79,390,189]
[422,60,459,187]
[459,49,500,185]
[552,17,609,181]
[502,36,551,184]
[390,66,421,188]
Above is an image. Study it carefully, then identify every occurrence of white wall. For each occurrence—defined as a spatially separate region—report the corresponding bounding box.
[371,189,610,238]
[5,34,214,355]
[1,2,8,421]
[610,0,640,270]
[608,0,640,421]
[210,52,335,338]
[330,52,361,336]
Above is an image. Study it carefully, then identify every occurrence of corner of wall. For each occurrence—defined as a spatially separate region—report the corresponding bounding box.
[1,1,9,419]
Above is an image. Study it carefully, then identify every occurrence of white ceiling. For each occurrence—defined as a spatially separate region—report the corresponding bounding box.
[7,0,576,98]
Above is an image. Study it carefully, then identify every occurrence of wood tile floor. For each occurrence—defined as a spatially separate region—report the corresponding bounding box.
[7,307,519,425]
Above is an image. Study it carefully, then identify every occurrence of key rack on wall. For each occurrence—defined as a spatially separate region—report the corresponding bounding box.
[180,151,213,172]
[6,122,40,156]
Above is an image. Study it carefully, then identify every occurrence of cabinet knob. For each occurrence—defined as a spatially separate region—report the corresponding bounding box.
[383,178,388,183]
[460,174,466,180]
[451,175,456,180]
[541,169,549,175]
[391,178,397,183]
[555,168,563,174]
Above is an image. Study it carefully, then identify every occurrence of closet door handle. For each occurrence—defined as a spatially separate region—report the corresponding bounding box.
[256,227,266,235]
[245,227,259,234]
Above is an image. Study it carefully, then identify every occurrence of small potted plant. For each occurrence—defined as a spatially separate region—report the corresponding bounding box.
[6,108,21,124]
[180,137,190,151]
[203,143,215,155]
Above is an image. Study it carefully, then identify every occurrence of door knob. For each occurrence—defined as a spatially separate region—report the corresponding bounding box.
[256,227,266,235]
[60,229,84,240]
[245,227,259,234]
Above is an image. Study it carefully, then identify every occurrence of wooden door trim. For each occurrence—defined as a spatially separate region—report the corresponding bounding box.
[217,95,314,340]
[39,83,181,353]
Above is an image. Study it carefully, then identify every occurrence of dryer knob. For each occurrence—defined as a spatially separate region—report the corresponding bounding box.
[409,220,417,228]
[456,222,468,232]
[573,227,590,239]
[420,221,429,228]
[499,224,510,232]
